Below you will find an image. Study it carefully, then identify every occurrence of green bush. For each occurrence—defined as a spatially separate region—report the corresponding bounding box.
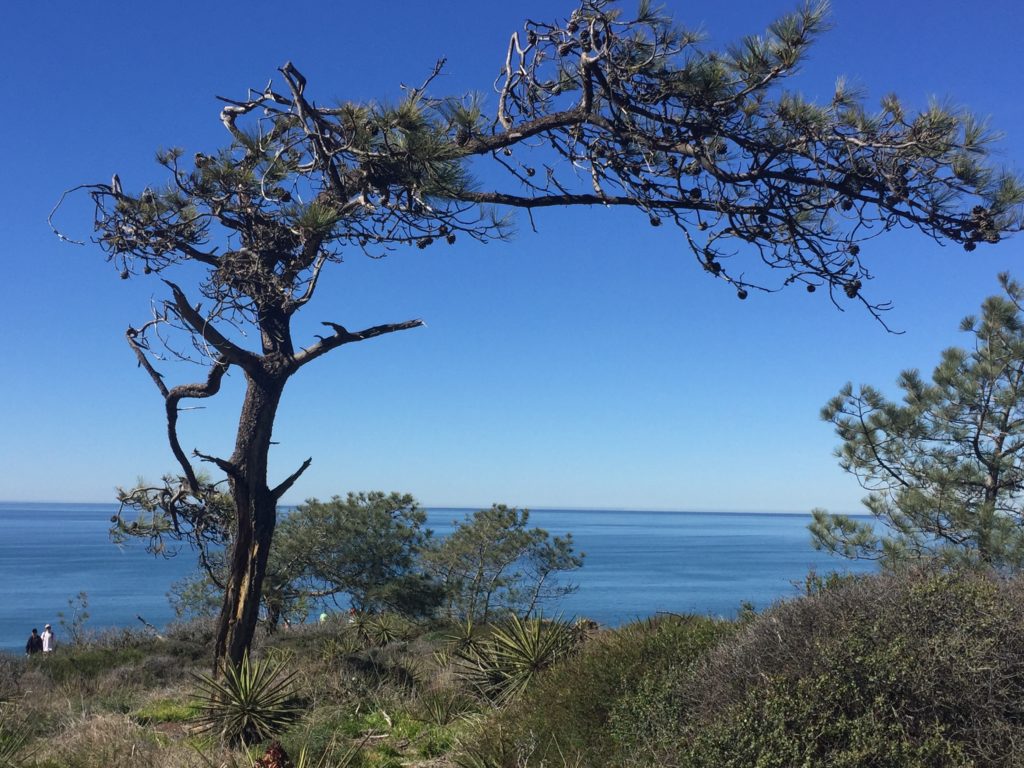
[40,647,146,684]
[455,615,579,705]
[673,571,1024,767]
[133,699,199,725]
[460,614,731,766]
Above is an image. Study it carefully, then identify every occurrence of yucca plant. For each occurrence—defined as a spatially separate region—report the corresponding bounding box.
[456,615,578,705]
[444,617,481,652]
[432,644,454,668]
[418,688,475,726]
[349,611,373,646]
[367,613,408,647]
[192,653,300,746]
[0,713,29,768]
[322,631,362,662]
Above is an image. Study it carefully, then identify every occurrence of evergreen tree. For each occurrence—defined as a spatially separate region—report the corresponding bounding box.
[423,505,583,622]
[812,274,1024,570]
[56,1,1023,669]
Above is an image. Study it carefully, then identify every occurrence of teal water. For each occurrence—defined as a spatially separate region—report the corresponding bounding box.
[0,502,874,651]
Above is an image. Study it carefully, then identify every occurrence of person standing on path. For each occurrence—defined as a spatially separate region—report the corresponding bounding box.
[25,628,42,655]
[41,624,55,653]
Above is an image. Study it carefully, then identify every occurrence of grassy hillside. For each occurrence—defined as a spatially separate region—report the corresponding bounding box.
[3,571,1023,767]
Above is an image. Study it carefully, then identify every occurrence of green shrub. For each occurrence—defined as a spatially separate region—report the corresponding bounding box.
[0,710,30,768]
[459,614,731,766]
[455,615,578,705]
[673,571,1024,767]
[133,698,199,724]
[40,647,146,684]
[162,617,217,661]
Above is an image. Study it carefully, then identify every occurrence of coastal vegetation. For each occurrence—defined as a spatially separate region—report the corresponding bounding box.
[27,0,1024,764]
[167,498,584,630]
[55,0,1023,671]
[814,274,1024,570]
[5,569,1024,766]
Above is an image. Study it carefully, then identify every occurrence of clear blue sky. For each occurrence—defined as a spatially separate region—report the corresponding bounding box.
[1,1,1021,512]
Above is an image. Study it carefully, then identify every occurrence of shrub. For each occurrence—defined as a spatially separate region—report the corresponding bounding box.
[459,614,731,766]
[162,618,217,661]
[41,647,147,685]
[0,710,30,768]
[133,698,199,725]
[454,615,578,705]
[673,571,1024,767]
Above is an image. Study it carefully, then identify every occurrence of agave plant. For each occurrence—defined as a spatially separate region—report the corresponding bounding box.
[456,615,577,705]
[322,630,362,662]
[349,611,373,645]
[192,653,300,746]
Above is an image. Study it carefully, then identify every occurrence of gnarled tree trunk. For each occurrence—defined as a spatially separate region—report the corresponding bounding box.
[214,371,286,671]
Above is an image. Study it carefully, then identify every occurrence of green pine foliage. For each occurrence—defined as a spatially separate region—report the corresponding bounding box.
[813,273,1024,570]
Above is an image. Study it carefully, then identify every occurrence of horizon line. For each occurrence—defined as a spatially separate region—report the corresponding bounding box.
[0,498,862,516]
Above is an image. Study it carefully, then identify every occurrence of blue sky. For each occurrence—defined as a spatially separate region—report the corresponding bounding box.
[1,1,1022,512]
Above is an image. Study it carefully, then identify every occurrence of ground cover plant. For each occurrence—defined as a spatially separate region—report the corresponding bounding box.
[7,570,1024,765]
[448,572,1024,767]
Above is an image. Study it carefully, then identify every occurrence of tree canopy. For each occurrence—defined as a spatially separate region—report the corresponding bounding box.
[59,0,1022,668]
[425,505,584,622]
[169,492,444,626]
[276,493,442,616]
[812,274,1024,570]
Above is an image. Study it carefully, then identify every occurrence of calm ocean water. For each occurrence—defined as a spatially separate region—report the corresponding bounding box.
[0,502,874,652]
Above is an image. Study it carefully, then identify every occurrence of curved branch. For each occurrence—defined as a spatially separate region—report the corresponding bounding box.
[163,280,261,372]
[127,322,233,493]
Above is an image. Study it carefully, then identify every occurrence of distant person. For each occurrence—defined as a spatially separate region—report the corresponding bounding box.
[25,628,42,655]
[41,624,55,653]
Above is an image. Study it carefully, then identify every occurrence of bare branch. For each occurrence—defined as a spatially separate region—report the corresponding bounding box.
[293,319,425,368]
[163,280,260,371]
[271,457,313,501]
[194,450,241,480]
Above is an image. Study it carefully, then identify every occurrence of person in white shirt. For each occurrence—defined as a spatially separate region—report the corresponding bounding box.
[41,624,55,653]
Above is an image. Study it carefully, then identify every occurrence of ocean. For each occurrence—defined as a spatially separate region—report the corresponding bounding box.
[0,502,874,652]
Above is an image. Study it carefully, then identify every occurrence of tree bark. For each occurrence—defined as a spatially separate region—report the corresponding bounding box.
[214,370,286,671]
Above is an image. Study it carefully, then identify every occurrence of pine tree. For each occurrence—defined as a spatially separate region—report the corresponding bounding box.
[813,274,1024,570]
[55,1,1023,669]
